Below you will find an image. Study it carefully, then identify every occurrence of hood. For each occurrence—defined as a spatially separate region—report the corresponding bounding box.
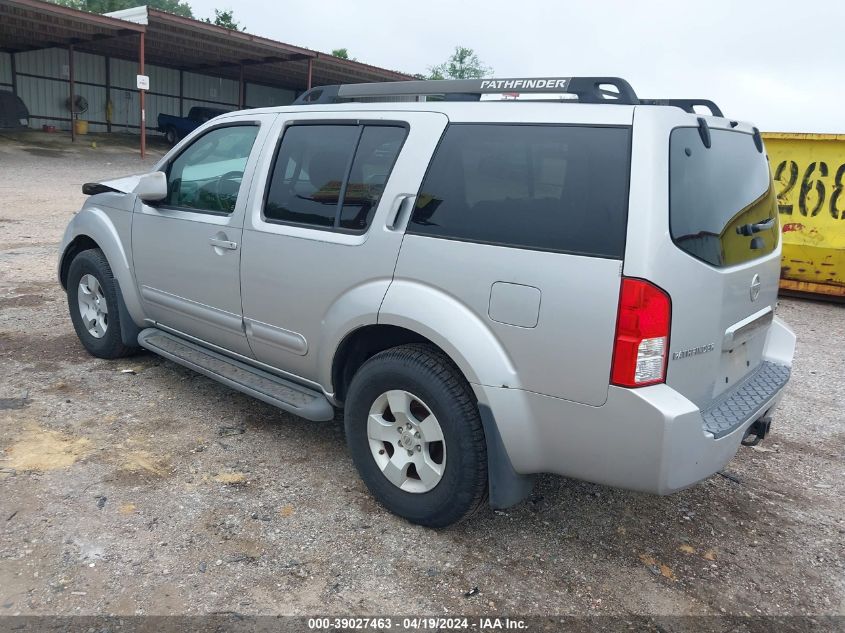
[82,171,167,200]
[82,173,146,196]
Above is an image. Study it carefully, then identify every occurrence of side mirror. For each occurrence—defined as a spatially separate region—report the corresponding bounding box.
[134,171,168,202]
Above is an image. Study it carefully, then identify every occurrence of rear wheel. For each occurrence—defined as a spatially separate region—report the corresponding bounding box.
[344,344,487,527]
[66,249,136,359]
[164,125,178,145]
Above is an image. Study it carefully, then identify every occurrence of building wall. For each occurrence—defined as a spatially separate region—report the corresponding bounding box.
[246,83,296,108]
[5,47,298,134]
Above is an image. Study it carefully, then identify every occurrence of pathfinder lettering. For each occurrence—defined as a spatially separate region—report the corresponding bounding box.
[672,343,715,360]
[480,78,569,91]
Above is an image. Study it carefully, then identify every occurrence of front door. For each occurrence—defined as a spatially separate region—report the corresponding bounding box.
[132,116,274,357]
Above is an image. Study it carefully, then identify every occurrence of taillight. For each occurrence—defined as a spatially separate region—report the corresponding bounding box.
[610,277,671,387]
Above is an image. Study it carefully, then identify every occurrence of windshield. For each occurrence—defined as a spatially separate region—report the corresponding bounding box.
[670,127,778,267]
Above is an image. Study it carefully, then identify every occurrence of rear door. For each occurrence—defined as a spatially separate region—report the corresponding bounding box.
[626,108,781,410]
[239,111,448,384]
[389,108,634,406]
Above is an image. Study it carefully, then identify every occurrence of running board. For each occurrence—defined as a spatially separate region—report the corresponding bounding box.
[137,328,334,421]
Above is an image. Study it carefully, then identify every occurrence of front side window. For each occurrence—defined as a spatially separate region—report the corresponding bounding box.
[264,123,407,231]
[670,128,778,267]
[164,124,259,214]
[409,124,631,258]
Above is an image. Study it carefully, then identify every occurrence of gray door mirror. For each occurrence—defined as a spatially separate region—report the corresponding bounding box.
[134,171,168,202]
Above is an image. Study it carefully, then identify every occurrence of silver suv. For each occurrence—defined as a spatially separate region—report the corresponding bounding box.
[58,77,796,527]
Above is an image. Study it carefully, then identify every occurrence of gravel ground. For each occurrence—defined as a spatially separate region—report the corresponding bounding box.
[0,131,843,620]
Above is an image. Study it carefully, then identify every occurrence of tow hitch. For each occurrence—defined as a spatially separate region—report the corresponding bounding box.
[741,415,771,447]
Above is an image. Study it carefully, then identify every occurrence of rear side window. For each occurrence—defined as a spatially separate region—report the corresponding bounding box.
[408,124,631,258]
[670,128,778,267]
[264,123,406,231]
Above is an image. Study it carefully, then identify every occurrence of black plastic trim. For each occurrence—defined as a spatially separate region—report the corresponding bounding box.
[640,98,724,117]
[82,182,122,196]
[752,127,764,153]
[478,404,535,510]
[114,280,142,349]
[697,117,712,148]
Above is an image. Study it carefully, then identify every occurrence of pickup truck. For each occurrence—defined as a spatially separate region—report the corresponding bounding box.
[157,106,229,145]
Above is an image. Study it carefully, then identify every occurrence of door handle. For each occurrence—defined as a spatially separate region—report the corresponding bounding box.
[209,237,238,250]
[387,194,415,230]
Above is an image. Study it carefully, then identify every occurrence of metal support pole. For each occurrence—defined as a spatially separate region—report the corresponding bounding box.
[105,55,111,133]
[68,44,75,143]
[10,52,17,97]
[178,69,184,116]
[238,63,245,109]
[306,57,313,90]
[139,31,145,159]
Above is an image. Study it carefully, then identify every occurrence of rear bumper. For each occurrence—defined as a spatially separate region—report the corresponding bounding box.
[475,316,796,495]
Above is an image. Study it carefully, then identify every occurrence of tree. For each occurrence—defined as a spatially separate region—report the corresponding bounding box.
[51,0,193,17]
[204,9,245,31]
[331,48,358,61]
[428,46,492,80]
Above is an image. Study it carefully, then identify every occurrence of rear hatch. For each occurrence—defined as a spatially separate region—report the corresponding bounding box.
[628,113,782,411]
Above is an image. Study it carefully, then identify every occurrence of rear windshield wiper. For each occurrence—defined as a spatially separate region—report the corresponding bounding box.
[736,217,775,236]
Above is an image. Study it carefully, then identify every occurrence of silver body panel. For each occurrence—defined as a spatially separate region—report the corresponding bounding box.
[384,237,622,406]
[58,99,796,495]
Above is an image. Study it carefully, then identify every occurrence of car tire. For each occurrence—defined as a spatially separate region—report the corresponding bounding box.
[344,344,488,527]
[165,126,178,146]
[66,248,137,359]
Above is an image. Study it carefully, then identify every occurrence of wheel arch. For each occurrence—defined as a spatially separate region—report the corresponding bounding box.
[331,324,439,405]
[58,205,145,327]
[331,322,534,510]
[59,234,100,289]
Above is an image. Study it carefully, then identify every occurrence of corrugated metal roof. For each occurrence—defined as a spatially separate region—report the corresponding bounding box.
[0,0,411,89]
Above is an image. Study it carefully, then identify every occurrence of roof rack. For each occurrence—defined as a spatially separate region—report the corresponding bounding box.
[638,98,723,117]
[293,76,639,105]
[292,76,724,116]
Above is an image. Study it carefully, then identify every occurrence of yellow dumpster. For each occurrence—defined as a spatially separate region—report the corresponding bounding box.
[763,132,845,299]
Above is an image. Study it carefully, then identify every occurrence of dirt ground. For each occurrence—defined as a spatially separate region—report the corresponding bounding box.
[0,131,842,620]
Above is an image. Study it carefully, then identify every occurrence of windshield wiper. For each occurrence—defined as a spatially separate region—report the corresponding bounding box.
[736,217,775,236]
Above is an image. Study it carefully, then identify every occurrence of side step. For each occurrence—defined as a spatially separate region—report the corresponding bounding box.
[137,328,334,421]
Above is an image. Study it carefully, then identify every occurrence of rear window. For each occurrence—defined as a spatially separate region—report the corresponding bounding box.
[670,128,778,267]
[408,124,631,258]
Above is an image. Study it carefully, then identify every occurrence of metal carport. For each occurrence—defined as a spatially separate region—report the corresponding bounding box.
[0,0,410,157]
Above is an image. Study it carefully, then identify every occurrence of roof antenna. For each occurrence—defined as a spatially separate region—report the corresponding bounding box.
[697,117,711,148]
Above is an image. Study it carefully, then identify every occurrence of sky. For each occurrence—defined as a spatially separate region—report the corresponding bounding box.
[189,0,845,133]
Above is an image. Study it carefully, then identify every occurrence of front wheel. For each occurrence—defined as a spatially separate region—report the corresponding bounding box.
[344,344,488,527]
[66,249,137,359]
